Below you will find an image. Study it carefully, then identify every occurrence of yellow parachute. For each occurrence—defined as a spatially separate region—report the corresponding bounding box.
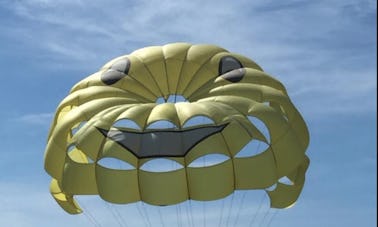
[44,43,309,214]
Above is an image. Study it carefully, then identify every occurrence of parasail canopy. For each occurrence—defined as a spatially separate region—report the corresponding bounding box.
[44,43,310,214]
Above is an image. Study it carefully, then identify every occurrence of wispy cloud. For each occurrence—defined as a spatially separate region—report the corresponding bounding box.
[0,0,375,118]
[17,113,53,125]
[0,1,376,227]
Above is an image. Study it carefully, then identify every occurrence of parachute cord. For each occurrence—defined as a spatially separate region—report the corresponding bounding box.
[105,203,128,227]
[141,202,152,227]
[104,203,121,227]
[266,209,278,227]
[258,204,271,227]
[83,212,102,227]
[136,202,149,227]
[180,203,185,227]
[79,200,102,227]
[189,200,195,227]
[225,193,235,227]
[175,200,180,227]
[178,203,183,227]
[233,191,247,227]
[203,201,207,227]
[185,201,193,227]
[172,159,181,227]
[113,205,128,227]
[114,206,128,227]
[248,193,266,227]
[203,156,207,227]
[217,198,226,227]
[157,207,165,227]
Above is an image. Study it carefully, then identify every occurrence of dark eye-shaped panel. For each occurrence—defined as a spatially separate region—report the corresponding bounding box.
[218,56,245,83]
[101,58,130,85]
[219,56,243,74]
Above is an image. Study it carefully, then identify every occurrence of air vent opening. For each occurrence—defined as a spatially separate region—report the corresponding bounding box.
[188,154,230,168]
[140,158,184,172]
[97,157,136,170]
[156,94,188,104]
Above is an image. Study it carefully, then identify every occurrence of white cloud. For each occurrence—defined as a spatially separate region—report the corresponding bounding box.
[1,0,375,118]
[17,113,53,125]
[0,181,90,227]
[0,2,376,227]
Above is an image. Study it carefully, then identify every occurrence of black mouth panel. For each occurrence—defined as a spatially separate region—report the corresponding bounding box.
[97,124,228,159]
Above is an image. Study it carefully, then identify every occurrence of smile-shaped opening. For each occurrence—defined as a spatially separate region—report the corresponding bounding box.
[97,123,228,159]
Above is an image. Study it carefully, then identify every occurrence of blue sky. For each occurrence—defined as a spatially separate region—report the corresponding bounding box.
[0,0,376,226]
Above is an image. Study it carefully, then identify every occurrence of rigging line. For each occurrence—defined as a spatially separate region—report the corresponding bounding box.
[180,203,185,227]
[258,204,271,227]
[106,203,129,227]
[202,201,207,227]
[113,205,129,227]
[178,203,183,227]
[175,159,182,227]
[217,198,226,227]
[79,199,102,227]
[203,201,206,227]
[203,155,207,227]
[225,193,235,227]
[171,158,181,227]
[175,203,180,227]
[136,202,149,227]
[184,201,193,227]
[83,212,101,227]
[104,202,124,227]
[248,193,266,227]
[266,209,279,227]
[189,200,195,227]
[105,187,129,227]
[233,190,248,227]
[157,206,165,227]
[141,202,152,227]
